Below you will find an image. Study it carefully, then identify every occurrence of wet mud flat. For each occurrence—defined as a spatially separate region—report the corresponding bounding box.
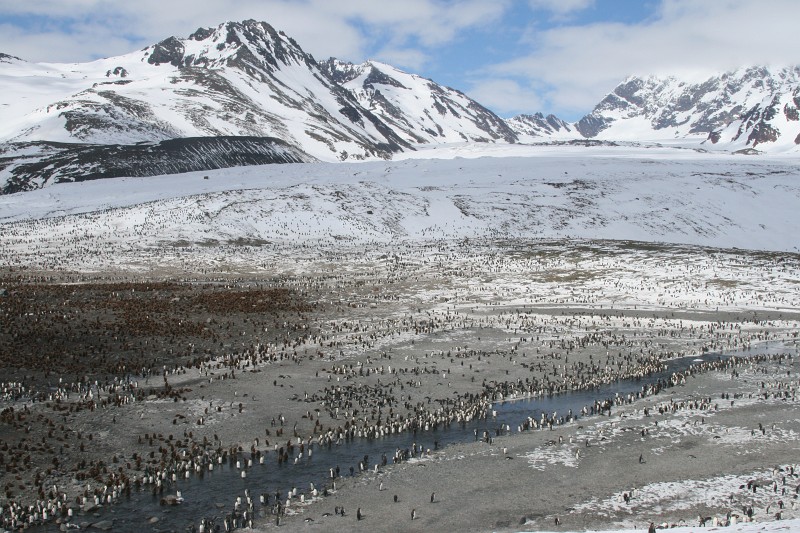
[0,239,799,532]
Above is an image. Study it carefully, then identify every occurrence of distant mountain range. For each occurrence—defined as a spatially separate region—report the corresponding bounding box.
[1,19,798,193]
[575,66,800,151]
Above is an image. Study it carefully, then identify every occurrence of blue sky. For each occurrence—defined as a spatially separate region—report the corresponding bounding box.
[413,0,661,118]
[0,0,797,120]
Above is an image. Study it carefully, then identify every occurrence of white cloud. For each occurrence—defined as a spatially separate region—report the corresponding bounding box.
[371,48,431,72]
[529,0,594,17]
[494,0,800,117]
[0,0,509,68]
[0,23,146,64]
[464,78,544,116]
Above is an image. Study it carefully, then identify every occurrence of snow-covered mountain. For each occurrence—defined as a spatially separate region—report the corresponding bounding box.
[575,66,800,152]
[506,112,576,142]
[0,20,526,193]
[1,19,799,195]
[0,20,408,161]
[318,58,517,144]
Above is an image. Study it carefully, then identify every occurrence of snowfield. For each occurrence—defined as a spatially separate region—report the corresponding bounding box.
[1,144,798,255]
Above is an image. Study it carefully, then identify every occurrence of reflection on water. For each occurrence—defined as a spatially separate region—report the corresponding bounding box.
[34,343,790,532]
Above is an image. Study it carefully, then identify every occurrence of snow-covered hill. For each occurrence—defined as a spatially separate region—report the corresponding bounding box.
[0,20,408,161]
[1,145,798,265]
[575,66,800,153]
[319,58,516,145]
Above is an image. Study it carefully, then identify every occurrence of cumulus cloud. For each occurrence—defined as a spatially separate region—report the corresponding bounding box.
[492,0,800,117]
[0,0,508,69]
[528,0,594,18]
[464,78,544,116]
[370,48,431,72]
[0,22,145,64]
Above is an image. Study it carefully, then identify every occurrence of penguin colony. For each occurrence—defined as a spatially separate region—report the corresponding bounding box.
[1,240,799,530]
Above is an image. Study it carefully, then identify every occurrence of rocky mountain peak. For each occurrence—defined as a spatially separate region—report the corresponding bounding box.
[573,65,800,150]
[145,36,185,67]
[318,59,409,90]
[141,20,315,75]
[317,58,363,84]
[506,112,574,140]
[322,57,517,144]
[0,53,24,63]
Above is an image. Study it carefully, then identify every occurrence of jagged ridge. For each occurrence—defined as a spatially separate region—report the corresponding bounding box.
[319,58,517,144]
[573,66,800,151]
[506,113,576,142]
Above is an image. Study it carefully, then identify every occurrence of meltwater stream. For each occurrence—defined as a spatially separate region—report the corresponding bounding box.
[34,343,792,532]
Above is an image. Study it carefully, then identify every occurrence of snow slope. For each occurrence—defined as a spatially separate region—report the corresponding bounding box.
[320,59,517,145]
[1,144,798,254]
